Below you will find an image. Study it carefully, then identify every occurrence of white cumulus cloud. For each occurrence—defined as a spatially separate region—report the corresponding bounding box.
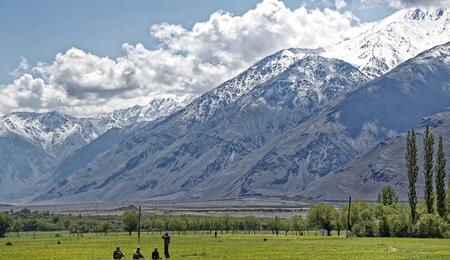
[0,0,367,117]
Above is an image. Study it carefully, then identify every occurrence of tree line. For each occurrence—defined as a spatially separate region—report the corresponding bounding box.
[1,195,449,239]
[0,209,123,237]
[404,126,449,234]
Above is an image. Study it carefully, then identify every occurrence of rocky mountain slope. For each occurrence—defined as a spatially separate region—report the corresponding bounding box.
[219,41,450,200]
[0,98,183,201]
[35,54,368,202]
[301,112,450,201]
[93,98,185,130]
[36,41,450,203]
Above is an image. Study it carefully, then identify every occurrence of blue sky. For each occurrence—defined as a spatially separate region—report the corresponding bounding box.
[0,0,394,84]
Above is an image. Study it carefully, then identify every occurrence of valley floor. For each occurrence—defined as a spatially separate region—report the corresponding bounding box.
[0,198,315,218]
[1,232,449,259]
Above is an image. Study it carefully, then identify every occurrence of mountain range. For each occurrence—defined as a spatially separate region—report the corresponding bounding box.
[1,8,450,204]
[0,98,184,201]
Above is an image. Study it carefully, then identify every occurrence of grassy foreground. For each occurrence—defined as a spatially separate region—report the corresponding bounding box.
[1,232,450,259]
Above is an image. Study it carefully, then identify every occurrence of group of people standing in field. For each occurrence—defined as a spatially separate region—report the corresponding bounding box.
[113,233,171,259]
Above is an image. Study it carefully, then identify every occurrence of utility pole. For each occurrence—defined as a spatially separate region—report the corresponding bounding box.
[346,196,352,238]
[138,205,142,243]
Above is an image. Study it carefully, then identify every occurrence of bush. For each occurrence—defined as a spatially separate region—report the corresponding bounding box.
[415,214,448,238]
[377,186,399,206]
[307,204,336,236]
[351,223,363,237]
[378,214,390,237]
[387,209,410,237]
[122,211,139,236]
[376,205,410,237]
[349,202,378,237]
[0,213,12,237]
[5,241,12,246]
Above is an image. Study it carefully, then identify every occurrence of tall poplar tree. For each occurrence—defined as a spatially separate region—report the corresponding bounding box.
[435,136,447,218]
[406,130,419,223]
[423,125,435,214]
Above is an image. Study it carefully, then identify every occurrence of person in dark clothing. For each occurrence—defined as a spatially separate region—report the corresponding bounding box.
[113,247,125,259]
[214,231,217,238]
[152,247,161,260]
[132,247,144,259]
[161,233,171,258]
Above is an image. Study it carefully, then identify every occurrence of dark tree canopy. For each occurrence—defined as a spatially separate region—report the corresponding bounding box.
[122,211,139,236]
[406,130,419,223]
[423,126,435,214]
[377,186,399,206]
[0,213,12,237]
[307,204,336,236]
[435,136,447,218]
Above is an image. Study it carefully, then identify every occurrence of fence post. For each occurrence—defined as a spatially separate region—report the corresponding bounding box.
[138,206,141,243]
[346,196,351,237]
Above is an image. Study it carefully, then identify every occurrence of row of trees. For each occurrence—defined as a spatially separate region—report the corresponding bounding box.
[122,212,302,236]
[0,209,310,238]
[406,127,449,223]
[307,188,449,238]
[0,209,122,237]
[120,192,448,238]
[1,190,449,239]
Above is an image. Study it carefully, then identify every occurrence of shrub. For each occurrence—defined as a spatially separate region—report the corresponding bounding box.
[307,204,337,236]
[0,213,12,237]
[349,202,378,237]
[122,211,139,236]
[378,214,390,237]
[415,214,448,238]
[351,223,363,237]
[376,205,411,237]
[387,209,410,237]
[377,186,399,206]
[5,241,12,246]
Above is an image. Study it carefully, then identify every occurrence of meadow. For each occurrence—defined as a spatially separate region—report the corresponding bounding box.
[1,231,450,260]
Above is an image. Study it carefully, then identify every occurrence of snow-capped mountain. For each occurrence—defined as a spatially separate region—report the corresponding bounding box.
[35,41,450,203]
[0,97,184,161]
[0,112,96,200]
[214,42,450,199]
[35,53,368,202]
[325,8,450,78]
[180,48,320,123]
[0,97,184,202]
[0,112,100,160]
[3,7,450,203]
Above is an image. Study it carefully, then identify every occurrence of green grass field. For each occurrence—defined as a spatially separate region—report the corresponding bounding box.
[1,232,449,259]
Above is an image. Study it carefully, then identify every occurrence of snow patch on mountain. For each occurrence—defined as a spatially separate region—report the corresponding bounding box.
[93,97,187,130]
[0,97,185,203]
[180,48,321,123]
[325,8,450,78]
[35,54,368,203]
[0,112,97,159]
